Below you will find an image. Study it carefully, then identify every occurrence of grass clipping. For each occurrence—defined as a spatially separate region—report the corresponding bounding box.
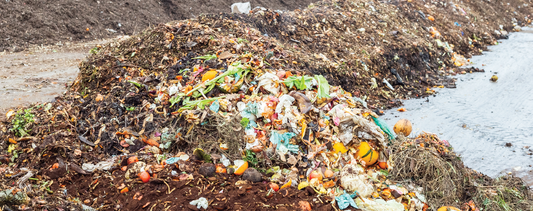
[389,132,531,210]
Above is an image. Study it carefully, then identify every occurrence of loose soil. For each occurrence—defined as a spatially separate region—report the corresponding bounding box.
[0,0,317,52]
[60,162,334,211]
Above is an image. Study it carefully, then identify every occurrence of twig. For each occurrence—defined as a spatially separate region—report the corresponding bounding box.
[149,203,157,211]
[163,180,171,194]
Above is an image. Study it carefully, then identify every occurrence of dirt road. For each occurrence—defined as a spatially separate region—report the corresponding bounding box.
[0,40,109,116]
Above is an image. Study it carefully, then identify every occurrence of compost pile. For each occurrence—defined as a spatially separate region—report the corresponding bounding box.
[0,0,317,52]
[1,0,532,210]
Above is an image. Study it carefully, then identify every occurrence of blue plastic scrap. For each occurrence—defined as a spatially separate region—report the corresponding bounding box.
[269,131,298,153]
[209,100,220,113]
[241,102,259,129]
[335,191,359,210]
[352,97,367,108]
[166,157,180,165]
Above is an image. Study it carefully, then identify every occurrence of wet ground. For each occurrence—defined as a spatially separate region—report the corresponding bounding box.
[0,39,110,118]
[384,27,533,187]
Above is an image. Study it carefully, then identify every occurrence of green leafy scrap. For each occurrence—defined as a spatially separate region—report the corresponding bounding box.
[128,80,142,88]
[315,75,331,99]
[169,94,184,107]
[240,117,250,128]
[282,76,314,90]
[89,47,99,54]
[191,82,216,98]
[193,54,217,61]
[185,61,248,97]
[178,96,226,112]
[10,108,35,137]
[243,150,258,167]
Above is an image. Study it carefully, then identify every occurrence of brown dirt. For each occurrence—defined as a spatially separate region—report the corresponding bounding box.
[61,164,333,211]
[0,0,318,52]
[0,39,112,117]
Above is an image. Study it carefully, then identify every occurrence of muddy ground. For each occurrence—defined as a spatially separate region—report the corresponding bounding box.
[0,39,113,117]
[0,0,317,52]
[383,28,533,187]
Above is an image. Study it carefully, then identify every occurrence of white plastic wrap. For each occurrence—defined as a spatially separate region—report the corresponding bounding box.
[275,94,295,114]
[82,161,115,173]
[355,198,404,211]
[340,164,374,198]
[190,197,209,209]
[254,73,280,95]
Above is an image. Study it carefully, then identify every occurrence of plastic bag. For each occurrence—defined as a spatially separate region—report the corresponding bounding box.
[238,102,259,129]
[82,161,114,173]
[190,197,209,209]
[327,104,347,126]
[275,94,295,114]
[165,157,180,165]
[335,191,358,209]
[338,124,354,145]
[209,100,220,113]
[254,73,280,95]
[355,198,404,211]
[371,116,395,141]
[352,96,368,108]
[231,2,251,14]
[270,131,298,153]
[350,114,385,145]
[340,164,374,197]
[220,155,231,167]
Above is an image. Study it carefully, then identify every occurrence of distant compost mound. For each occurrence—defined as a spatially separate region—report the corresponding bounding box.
[0,0,317,52]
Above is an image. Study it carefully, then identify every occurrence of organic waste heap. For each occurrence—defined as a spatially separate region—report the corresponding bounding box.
[1,0,532,210]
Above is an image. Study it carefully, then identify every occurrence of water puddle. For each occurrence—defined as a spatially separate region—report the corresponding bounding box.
[383,27,533,187]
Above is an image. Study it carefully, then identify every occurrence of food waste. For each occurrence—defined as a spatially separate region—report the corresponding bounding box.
[1,0,532,210]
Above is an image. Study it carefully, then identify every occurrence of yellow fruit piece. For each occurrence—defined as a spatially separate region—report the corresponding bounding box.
[355,142,379,166]
[437,206,461,211]
[280,179,292,190]
[332,142,348,153]
[234,161,248,176]
[6,109,15,119]
[202,70,218,82]
[393,119,412,136]
[298,181,309,190]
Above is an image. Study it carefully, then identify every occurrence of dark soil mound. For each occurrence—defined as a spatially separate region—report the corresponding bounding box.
[0,0,317,52]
